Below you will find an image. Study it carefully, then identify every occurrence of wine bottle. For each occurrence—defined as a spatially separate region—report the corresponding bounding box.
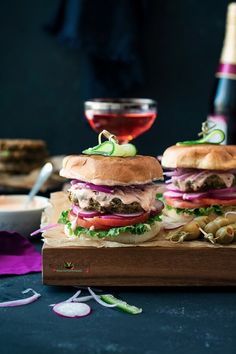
[208,2,236,144]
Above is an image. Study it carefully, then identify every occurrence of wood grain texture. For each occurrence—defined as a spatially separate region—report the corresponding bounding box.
[42,243,236,286]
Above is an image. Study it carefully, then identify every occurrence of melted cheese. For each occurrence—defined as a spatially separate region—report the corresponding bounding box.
[69,184,159,211]
[174,172,234,192]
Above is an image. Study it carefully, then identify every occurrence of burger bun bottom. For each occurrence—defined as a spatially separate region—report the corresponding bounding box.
[64,221,161,244]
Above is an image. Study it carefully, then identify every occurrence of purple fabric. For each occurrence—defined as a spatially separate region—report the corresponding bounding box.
[0,231,42,275]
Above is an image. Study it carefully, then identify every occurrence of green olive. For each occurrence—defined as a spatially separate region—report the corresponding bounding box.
[167,216,209,243]
[215,225,235,244]
[204,217,233,235]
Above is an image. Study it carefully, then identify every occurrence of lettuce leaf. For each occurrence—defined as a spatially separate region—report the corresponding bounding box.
[156,192,224,216]
[165,204,223,216]
[156,193,164,203]
[58,210,70,224]
[58,209,161,239]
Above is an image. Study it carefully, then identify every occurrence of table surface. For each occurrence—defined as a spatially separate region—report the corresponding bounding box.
[1,239,236,354]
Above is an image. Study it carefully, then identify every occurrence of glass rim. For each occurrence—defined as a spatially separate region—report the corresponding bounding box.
[85,98,157,111]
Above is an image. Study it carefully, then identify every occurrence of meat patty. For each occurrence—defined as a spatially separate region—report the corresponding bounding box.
[68,183,159,213]
[69,192,143,213]
[173,173,236,192]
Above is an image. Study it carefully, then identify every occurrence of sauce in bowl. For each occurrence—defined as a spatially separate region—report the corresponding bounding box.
[0,195,48,212]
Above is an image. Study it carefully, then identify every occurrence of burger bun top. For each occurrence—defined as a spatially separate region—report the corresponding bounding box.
[60,154,163,186]
[162,144,236,170]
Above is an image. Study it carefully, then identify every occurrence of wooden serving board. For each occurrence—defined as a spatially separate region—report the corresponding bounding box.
[42,242,236,286]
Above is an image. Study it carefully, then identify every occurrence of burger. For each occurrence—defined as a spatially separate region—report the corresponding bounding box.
[58,154,164,244]
[161,144,236,218]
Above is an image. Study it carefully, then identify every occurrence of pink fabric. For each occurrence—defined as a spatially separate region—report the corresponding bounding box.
[0,231,42,275]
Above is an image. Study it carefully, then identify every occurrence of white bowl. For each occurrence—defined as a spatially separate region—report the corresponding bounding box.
[0,195,49,237]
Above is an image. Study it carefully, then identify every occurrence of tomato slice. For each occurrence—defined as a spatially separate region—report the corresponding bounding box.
[69,211,150,230]
[165,196,236,209]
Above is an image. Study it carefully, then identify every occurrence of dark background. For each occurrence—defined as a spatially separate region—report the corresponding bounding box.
[0,0,232,156]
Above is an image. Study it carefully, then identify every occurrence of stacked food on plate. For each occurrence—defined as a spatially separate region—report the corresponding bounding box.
[0,139,65,192]
[0,139,48,174]
[161,127,236,244]
[58,130,164,244]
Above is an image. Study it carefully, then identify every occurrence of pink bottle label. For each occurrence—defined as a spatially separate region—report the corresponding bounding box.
[216,63,236,79]
[207,115,227,144]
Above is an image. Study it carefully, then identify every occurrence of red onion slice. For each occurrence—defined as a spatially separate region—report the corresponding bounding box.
[98,215,127,220]
[53,302,91,318]
[113,212,144,218]
[85,182,114,194]
[71,179,86,185]
[71,205,80,215]
[190,171,207,181]
[73,296,94,302]
[164,222,189,230]
[164,182,236,201]
[71,180,114,193]
[98,212,149,219]
[163,171,176,177]
[182,192,209,201]
[163,191,184,198]
[48,290,84,307]
[72,183,88,190]
[182,188,236,201]
[209,187,236,195]
[165,179,173,184]
[79,211,101,217]
[172,173,195,181]
[166,183,181,192]
[30,223,59,236]
[64,290,81,303]
[0,288,41,307]
[150,201,164,216]
[88,287,117,308]
[162,215,193,230]
[72,205,101,218]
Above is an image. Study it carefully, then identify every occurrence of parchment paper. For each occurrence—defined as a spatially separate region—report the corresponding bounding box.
[42,192,229,249]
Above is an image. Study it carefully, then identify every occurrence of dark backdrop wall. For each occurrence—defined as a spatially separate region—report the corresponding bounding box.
[0,0,231,156]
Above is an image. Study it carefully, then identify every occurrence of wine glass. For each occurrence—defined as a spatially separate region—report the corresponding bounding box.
[85,98,157,144]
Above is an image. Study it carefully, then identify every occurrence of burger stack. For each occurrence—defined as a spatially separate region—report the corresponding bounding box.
[59,154,164,244]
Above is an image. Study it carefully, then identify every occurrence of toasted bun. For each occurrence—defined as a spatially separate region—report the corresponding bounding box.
[162,144,236,170]
[64,221,161,244]
[60,154,163,185]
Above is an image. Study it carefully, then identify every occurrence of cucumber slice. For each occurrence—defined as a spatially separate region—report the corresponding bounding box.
[83,141,115,156]
[100,294,142,314]
[112,143,137,157]
[177,129,225,146]
[83,142,137,157]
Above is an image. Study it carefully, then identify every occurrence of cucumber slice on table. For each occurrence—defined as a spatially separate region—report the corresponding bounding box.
[100,294,142,314]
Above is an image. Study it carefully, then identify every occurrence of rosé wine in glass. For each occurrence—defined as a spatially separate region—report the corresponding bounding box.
[85,98,157,144]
